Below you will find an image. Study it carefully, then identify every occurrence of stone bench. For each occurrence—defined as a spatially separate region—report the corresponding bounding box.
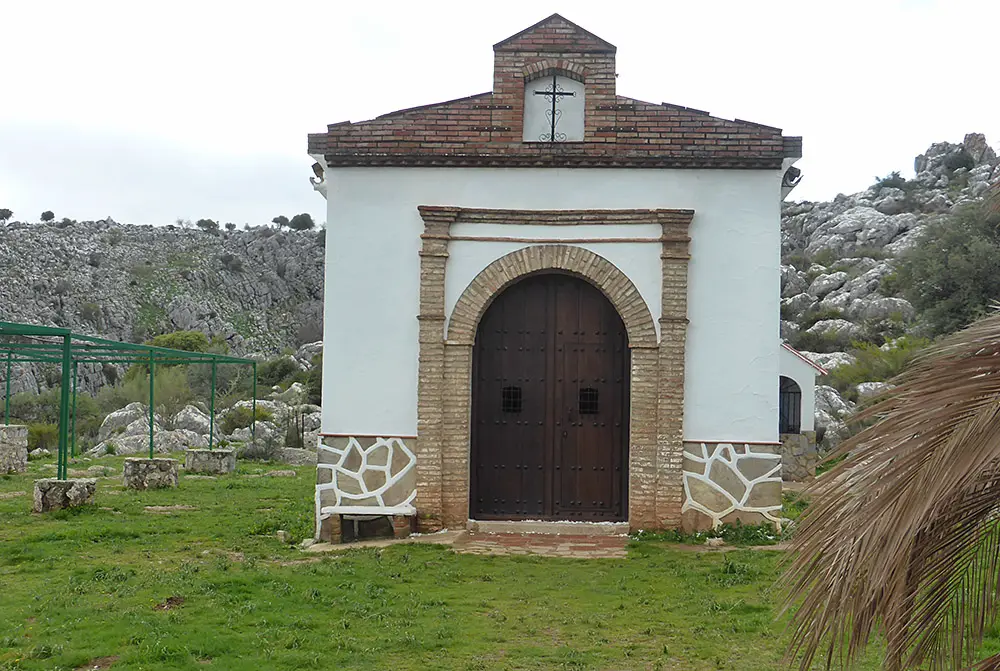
[123,458,179,490]
[184,449,235,475]
[34,478,96,512]
[0,425,28,475]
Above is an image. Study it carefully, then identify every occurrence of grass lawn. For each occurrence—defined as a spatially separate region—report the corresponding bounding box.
[0,455,895,670]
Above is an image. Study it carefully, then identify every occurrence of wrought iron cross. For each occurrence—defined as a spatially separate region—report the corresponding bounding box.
[534,73,576,142]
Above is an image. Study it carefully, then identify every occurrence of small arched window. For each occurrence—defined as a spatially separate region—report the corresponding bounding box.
[523,73,585,143]
[779,376,802,434]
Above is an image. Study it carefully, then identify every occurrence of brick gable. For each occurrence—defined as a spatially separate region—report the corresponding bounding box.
[308,14,801,169]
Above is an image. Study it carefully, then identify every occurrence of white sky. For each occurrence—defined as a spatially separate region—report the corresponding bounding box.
[2,0,998,227]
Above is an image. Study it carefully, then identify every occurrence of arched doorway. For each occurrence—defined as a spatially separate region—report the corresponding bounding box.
[779,376,802,434]
[470,272,629,521]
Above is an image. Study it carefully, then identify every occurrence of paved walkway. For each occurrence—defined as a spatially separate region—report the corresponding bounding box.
[306,530,629,558]
[453,532,628,558]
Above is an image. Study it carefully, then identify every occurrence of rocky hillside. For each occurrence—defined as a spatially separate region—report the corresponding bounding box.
[780,132,999,351]
[781,133,1000,447]
[0,221,325,393]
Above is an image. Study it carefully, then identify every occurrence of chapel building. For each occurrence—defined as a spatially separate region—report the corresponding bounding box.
[307,14,803,540]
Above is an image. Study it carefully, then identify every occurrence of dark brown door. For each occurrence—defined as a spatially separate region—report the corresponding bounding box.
[470,273,628,521]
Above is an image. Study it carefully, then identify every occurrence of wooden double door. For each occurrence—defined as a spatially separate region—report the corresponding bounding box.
[470,273,629,521]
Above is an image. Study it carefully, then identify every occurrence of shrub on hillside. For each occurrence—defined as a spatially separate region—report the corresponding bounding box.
[288,213,315,231]
[896,204,1000,336]
[221,406,273,436]
[873,171,907,191]
[27,423,59,451]
[150,331,210,354]
[257,357,300,389]
[823,337,930,398]
[196,219,219,234]
[306,356,322,406]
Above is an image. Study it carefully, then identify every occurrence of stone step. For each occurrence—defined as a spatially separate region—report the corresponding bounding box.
[466,520,629,536]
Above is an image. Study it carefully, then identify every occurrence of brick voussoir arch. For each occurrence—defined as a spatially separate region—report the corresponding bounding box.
[522,58,588,83]
[447,245,657,347]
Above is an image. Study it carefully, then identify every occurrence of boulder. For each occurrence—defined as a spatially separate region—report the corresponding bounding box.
[33,478,96,512]
[781,265,808,298]
[272,382,308,406]
[782,292,817,316]
[856,381,894,401]
[231,420,280,443]
[172,405,214,436]
[280,447,318,466]
[816,385,855,418]
[963,132,996,165]
[28,448,51,460]
[86,428,205,457]
[98,402,157,441]
[807,272,848,298]
[780,320,800,341]
[852,297,916,321]
[295,341,323,366]
[805,319,861,340]
[800,351,856,371]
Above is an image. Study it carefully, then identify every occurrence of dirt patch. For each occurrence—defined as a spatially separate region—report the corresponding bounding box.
[144,505,197,513]
[153,596,185,611]
[74,655,119,670]
[0,491,26,500]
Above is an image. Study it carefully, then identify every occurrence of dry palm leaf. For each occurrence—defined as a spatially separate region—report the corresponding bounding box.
[783,310,1000,670]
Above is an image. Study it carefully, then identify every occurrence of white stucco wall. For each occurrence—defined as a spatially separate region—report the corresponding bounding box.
[322,167,782,442]
[779,345,819,433]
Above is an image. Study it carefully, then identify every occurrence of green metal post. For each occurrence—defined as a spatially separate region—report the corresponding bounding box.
[57,335,71,480]
[208,360,217,450]
[71,361,78,457]
[3,350,10,426]
[251,362,257,441]
[148,353,155,459]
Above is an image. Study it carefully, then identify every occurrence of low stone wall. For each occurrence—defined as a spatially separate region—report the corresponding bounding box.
[780,432,818,482]
[0,425,28,475]
[184,449,235,475]
[123,458,179,490]
[33,478,96,512]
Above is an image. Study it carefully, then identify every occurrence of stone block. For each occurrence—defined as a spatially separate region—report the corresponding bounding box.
[33,478,96,512]
[184,449,235,475]
[123,458,179,490]
[0,425,28,474]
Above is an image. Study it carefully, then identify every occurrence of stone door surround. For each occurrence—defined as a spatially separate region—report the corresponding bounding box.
[416,206,693,532]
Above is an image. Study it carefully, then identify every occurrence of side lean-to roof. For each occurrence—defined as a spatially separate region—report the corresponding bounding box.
[308,14,801,169]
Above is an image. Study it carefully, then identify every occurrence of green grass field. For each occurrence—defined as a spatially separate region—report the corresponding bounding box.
[0,455,892,670]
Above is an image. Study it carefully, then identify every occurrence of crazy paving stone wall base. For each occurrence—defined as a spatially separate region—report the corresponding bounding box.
[681,442,783,530]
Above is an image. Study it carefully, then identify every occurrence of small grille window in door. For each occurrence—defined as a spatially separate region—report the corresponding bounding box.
[579,387,599,414]
[501,386,522,413]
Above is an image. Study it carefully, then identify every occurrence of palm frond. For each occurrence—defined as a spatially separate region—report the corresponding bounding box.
[782,309,1000,670]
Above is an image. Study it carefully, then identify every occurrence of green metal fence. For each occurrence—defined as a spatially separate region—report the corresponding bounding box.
[0,321,258,479]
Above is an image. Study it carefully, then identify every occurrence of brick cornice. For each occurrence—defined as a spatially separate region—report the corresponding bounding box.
[419,206,694,227]
[322,153,786,170]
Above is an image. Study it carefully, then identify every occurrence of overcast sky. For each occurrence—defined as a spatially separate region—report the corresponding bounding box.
[2,0,998,227]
